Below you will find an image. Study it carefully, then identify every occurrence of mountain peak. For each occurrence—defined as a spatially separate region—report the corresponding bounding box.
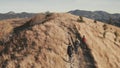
[6,11,16,14]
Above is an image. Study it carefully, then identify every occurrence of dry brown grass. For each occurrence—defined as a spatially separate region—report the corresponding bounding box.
[0,21,13,41]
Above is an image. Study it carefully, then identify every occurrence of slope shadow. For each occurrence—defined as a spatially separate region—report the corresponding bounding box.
[75,30,97,68]
[14,13,53,34]
[67,26,97,68]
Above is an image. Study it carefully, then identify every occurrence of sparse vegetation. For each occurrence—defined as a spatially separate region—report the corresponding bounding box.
[0,22,13,43]
[45,11,50,14]
[114,31,120,41]
[114,31,120,37]
[103,31,106,38]
[94,20,97,23]
[114,38,117,41]
[77,16,84,22]
[45,11,52,17]
[103,24,108,30]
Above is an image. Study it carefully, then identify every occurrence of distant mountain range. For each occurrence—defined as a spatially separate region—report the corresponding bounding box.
[0,10,120,27]
[68,10,120,27]
[0,11,36,20]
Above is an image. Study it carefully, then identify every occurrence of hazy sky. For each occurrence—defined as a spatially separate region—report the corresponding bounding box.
[0,0,120,13]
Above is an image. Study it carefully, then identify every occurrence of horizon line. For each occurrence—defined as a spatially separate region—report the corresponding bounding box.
[0,9,120,14]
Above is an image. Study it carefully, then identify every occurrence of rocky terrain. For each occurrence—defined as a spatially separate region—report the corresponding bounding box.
[0,13,120,68]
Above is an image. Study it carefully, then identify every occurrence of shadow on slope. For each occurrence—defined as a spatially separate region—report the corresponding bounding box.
[14,13,53,34]
[69,26,97,68]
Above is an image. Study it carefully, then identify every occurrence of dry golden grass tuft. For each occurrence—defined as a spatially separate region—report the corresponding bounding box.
[0,21,13,41]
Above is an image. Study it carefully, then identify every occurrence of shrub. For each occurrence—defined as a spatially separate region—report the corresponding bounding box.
[114,31,120,41]
[77,16,84,22]
[45,11,52,17]
[94,20,97,23]
[103,31,106,38]
[103,24,108,30]
[45,11,50,15]
[114,31,120,37]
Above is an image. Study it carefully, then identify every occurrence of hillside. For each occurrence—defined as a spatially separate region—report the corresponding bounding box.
[0,13,120,68]
[0,18,29,42]
[68,10,120,27]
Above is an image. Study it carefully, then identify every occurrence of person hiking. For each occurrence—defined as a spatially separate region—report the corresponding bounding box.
[67,45,73,62]
[82,35,86,44]
[74,39,80,54]
[82,35,87,49]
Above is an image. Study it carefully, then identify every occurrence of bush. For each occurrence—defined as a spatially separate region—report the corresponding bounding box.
[103,24,108,30]
[77,16,84,22]
[114,31,120,37]
[45,11,50,15]
[103,31,106,38]
[45,11,52,17]
[94,20,97,23]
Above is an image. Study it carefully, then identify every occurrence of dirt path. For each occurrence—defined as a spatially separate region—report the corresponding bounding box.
[69,27,97,68]
[77,32,97,68]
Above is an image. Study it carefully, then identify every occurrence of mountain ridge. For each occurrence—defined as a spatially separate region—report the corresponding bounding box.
[0,10,120,27]
[0,12,35,20]
[68,9,120,27]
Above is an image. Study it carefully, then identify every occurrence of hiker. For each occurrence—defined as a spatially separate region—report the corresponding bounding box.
[82,35,87,49]
[74,39,80,54]
[82,35,86,43]
[67,45,73,62]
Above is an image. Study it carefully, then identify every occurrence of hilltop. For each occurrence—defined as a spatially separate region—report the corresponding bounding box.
[0,13,120,68]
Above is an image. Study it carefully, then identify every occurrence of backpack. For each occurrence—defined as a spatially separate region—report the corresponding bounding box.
[82,37,86,43]
[67,46,73,55]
